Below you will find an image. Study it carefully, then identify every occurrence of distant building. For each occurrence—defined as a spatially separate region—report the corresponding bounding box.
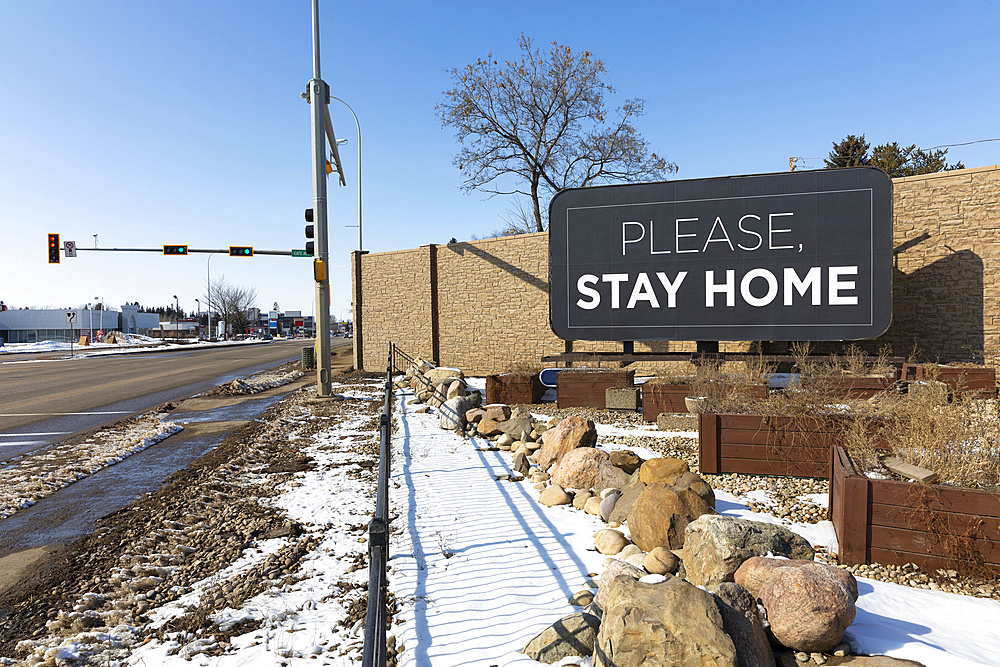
[0,305,159,343]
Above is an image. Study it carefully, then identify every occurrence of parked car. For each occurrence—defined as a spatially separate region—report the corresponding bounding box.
[261,333,273,341]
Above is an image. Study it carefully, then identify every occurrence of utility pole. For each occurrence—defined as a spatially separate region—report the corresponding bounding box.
[309,0,333,397]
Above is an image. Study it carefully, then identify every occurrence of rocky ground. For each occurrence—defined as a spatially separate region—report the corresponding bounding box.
[0,365,393,666]
[523,402,1000,602]
[1,368,996,665]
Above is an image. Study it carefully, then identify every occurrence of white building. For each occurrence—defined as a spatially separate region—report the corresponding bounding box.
[0,305,159,344]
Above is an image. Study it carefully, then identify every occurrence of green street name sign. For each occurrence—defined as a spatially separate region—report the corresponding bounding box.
[291,249,311,257]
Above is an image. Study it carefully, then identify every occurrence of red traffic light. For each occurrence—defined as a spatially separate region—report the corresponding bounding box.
[48,233,60,264]
[229,246,253,257]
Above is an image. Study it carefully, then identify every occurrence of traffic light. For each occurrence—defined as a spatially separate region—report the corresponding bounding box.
[48,233,60,263]
[305,223,314,256]
[229,246,253,257]
[304,208,314,223]
[163,245,188,255]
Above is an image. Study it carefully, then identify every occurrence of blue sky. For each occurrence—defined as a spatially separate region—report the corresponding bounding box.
[1,1,998,321]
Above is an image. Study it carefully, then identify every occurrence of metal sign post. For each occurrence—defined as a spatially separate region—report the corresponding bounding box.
[66,311,76,356]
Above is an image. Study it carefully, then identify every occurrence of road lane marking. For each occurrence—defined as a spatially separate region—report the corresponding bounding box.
[0,411,132,416]
[0,432,70,437]
[0,440,46,447]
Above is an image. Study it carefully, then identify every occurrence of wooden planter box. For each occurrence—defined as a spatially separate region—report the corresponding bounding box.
[799,373,897,399]
[556,370,635,409]
[485,373,546,405]
[699,412,880,478]
[642,383,767,421]
[829,446,1000,576]
[901,364,997,399]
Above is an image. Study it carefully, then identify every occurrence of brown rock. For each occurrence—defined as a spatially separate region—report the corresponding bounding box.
[510,405,532,419]
[627,483,715,551]
[639,457,691,485]
[552,447,610,490]
[736,557,859,601]
[643,547,679,575]
[593,460,632,495]
[594,574,737,667]
[539,484,572,507]
[775,653,925,666]
[477,417,505,437]
[535,416,597,471]
[671,471,716,508]
[607,482,646,524]
[713,582,774,667]
[609,449,643,475]
[595,529,630,555]
[483,404,512,422]
[465,408,486,424]
[760,564,857,653]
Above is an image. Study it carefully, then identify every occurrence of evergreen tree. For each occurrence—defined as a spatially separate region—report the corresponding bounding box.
[824,134,870,168]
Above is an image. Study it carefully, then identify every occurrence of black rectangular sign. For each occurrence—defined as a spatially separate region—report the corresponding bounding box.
[549,168,892,342]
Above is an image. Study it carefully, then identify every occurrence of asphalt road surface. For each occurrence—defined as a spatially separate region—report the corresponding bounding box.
[0,339,348,460]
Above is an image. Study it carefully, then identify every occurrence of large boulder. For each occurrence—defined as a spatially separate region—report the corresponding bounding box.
[608,482,646,524]
[671,471,715,509]
[425,366,465,386]
[683,515,815,588]
[521,612,600,663]
[594,574,737,667]
[552,448,610,490]
[439,394,481,431]
[638,457,691,485]
[594,559,646,612]
[736,557,858,601]
[535,417,597,471]
[627,483,715,551]
[712,582,774,667]
[760,563,857,653]
[593,461,631,495]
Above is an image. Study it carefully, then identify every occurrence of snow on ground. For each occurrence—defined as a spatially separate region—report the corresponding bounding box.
[385,386,1000,667]
[0,414,180,519]
[0,336,283,359]
[9,377,1000,665]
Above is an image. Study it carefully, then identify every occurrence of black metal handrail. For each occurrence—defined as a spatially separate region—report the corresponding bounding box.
[361,344,395,666]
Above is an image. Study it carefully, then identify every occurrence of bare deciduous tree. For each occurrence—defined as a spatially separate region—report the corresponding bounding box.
[203,278,258,339]
[437,34,676,232]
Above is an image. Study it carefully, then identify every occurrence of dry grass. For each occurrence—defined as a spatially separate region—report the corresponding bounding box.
[794,342,896,378]
[843,389,1000,493]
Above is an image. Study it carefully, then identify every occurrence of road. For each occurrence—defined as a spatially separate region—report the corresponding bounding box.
[0,339,348,460]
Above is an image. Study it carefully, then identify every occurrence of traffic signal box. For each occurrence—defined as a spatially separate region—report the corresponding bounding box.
[48,233,60,263]
[304,209,315,256]
[163,245,188,255]
[229,246,254,257]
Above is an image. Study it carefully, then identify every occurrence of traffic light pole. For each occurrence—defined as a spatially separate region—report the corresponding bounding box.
[309,0,333,398]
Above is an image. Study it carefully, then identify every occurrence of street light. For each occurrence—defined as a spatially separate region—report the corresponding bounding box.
[331,96,362,251]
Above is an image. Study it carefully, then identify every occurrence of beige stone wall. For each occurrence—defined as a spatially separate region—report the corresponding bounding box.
[881,164,1000,364]
[355,164,1000,373]
[354,246,434,371]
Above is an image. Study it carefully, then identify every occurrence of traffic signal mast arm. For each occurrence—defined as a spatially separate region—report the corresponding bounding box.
[71,246,297,256]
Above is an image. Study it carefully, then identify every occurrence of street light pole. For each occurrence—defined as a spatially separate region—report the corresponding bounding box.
[331,95,362,251]
[206,254,214,340]
[308,0,333,397]
[195,298,201,338]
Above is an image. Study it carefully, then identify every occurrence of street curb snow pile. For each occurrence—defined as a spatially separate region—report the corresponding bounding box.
[211,368,304,396]
[403,357,914,666]
[0,415,181,520]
